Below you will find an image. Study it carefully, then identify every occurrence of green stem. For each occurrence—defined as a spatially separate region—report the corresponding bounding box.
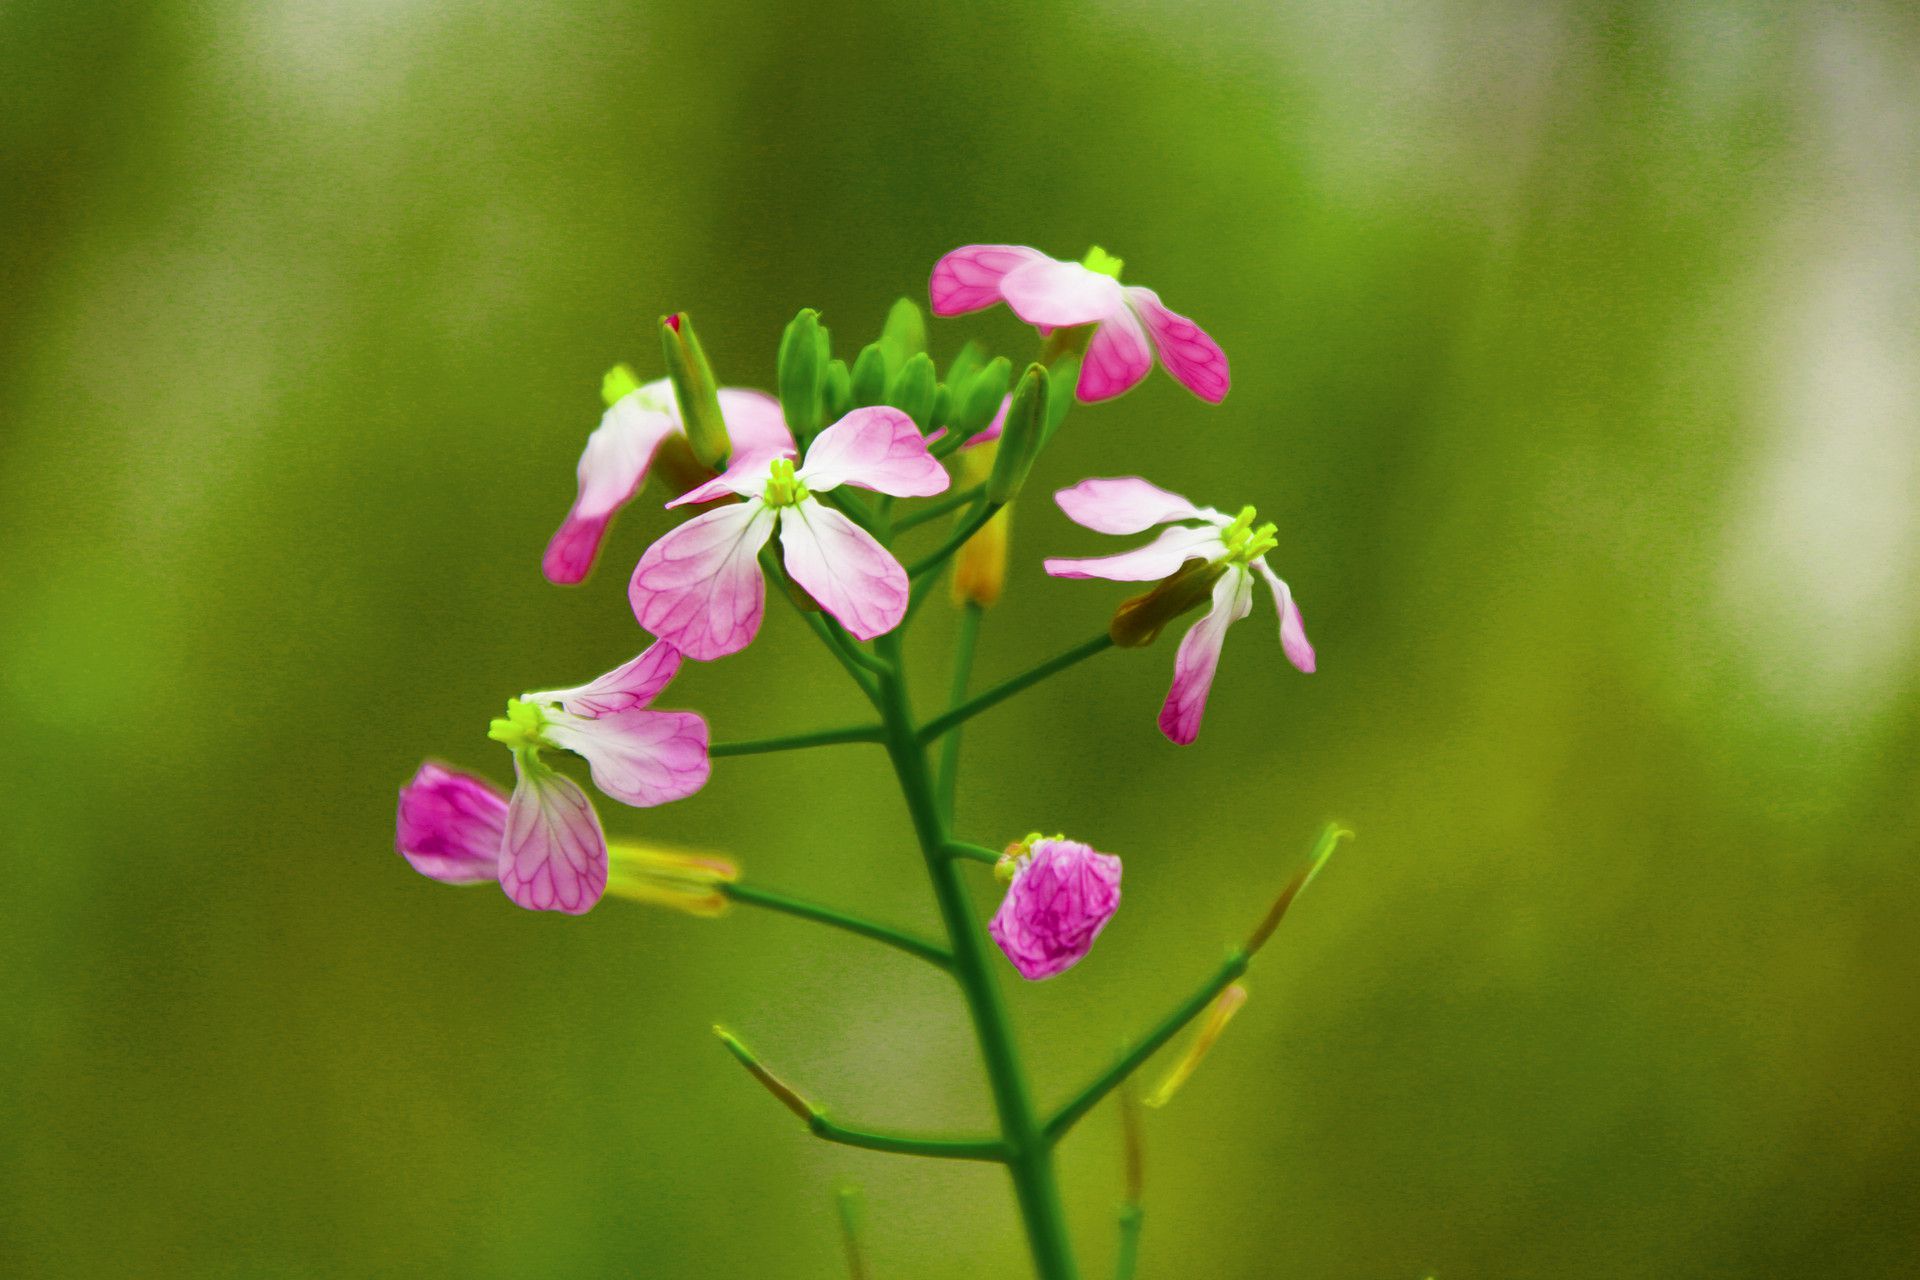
[896,483,986,533]
[1043,950,1251,1144]
[872,631,1081,1280]
[1113,1205,1144,1280]
[710,724,884,756]
[721,880,953,971]
[919,633,1116,745]
[907,499,1004,579]
[944,840,1004,866]
[809,1113,1007,1163]
[936,602,984,822]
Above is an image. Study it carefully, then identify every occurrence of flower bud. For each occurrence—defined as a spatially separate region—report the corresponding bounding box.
[952,443,1011,608]
[887,351,937,432]
[952,356,1011,440]
[1040,356,1079,448]
[1108,557,1227,648]
[878,296,927,372]
[931,382,953,431]
[822,358,852,422]
[660,312,729,468]
[988,836,1122,980]
[850,343,889,408]
[776,307,827,442]
[605,841,739,917]
[944,340,985,394]
[985,364,1046,504]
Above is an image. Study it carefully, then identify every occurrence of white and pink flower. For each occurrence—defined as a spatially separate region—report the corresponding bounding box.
[628,406,948,660]
[1044,477,1314,745]
[929,245,1228,405]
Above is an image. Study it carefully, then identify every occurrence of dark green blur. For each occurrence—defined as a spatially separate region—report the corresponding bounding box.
[3,2,1917,1276]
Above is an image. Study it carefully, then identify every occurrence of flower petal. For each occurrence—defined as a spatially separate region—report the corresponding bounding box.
[928,244,1046,316]
[540,708,711,809]
[988,838,1123,980]
[1076,302,1154,402]
[499,755,608,914]
[716,387,793,455]
[396,763,508,884]
[1158,569,1254,745]
[542,388,680,584]
[1044,525,1224,582]
[664,447,786,509]
[798,406,950,497]
[1055,476,1208,535]
[1255,559,1316,674]
[1000,257,1125,327]
[1127,286,1229,404]
[777,500,909,640]
[629,501,777,660]
[524,641,683,718]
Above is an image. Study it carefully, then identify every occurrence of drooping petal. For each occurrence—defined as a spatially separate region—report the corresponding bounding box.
[1055,477,1209,535]
[540,707,711,809]
[1254,559,1316,674]
[777,500,909,640]
[1000,257,1126,327]
[524,641,683,718]
[989,838,1124,981]
[716,388,793,455]
[395,763,508,884]
[928,244,1046,316]
[499,754,608,914]
[798,406,950,497]
[629,501,777,660]
[1044,525,1224,582]
[1158,569,1254,745]
[664,447,787,509]
[1126,286,1230,404]
[542,388,681,584]
[1076,303,1154,403]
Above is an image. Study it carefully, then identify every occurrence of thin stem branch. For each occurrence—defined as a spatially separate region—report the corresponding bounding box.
[896,483,986,533]
[907,499,1004,579]
[823,615,895,677]
[761,546,880,699]
[919,633,1116,745]
[710,724,884,756]
[809,1113,1008,1163]
[722,881,953,971]
[944,840,1003,866]
[1113,1205,1144,1280]
[936,601,984,822]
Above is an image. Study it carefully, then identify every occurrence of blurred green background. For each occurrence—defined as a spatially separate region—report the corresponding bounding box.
[4,1,1917,1276]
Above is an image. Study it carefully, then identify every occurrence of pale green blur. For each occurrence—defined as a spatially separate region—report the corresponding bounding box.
[3,1,1917,1276]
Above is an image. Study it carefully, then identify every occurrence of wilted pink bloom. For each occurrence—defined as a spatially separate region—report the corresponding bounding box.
[629,407,948,660]
[1044,477,1314,745]
[394,757,608,915]
[929,245,1228,405]
[989,837,1124,980]
[544,377,791,585]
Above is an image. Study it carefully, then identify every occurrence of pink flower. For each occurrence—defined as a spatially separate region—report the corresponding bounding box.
[929,245,1228,405]
[988,837,1124,980]
[628,406,948,660]
[544,377,792,585]
[1044,477,1314,745]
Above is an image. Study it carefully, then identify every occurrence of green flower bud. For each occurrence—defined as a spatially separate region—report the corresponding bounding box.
[1041,356,1080,448]
[850,343,889,408]
[986,363,1047,504]
[887,352,937,431]
[661,313,729,468]
[944,341,985,393]
[1108,558,1227,648]
[822,359,852,422]
[931,382,953,430]
[878,297,927,374]
[777,308,826,441]
[952,356,1011,438]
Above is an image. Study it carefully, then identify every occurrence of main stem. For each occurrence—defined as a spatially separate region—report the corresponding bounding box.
[871,631,1080,1280]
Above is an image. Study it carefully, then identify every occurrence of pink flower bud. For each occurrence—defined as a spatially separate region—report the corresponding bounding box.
[988,838,1123,980]
[395,763,507,884]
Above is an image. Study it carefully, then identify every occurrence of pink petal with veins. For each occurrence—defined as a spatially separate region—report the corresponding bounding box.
[629,501,777,660]
[1158,569,1254,745]
[929,244,1045,316]
[396,763,508,884]
[777,500,909,641]
[1055,477,1207,535]
[540,708,710,809]
[665,447,787,509]
[499,756,607,914]
[543,391,681,584]
[1076,303,1154,402]
[525,641,683,718]
[1044,525,1224,582]
[799,407,949,497]
[989,838,1123,980]
[1000,257,1126,328]
[1255,560,1316,674]
[1127,287,1229,404]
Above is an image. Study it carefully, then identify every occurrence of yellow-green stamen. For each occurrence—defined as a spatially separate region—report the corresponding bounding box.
[1081,246,1125,279]
[1219,505,1278,566]
[486,697,548,752]
[762,456,809,507]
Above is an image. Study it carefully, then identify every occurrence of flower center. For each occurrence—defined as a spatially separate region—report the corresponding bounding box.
[1080,246,1125,279]
[1219,506,1278,566]
[487,697,548,752]
[762,456,809,507]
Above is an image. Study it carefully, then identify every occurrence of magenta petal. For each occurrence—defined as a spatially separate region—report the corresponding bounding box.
[541,708,711,809]
[1158,570,1253,745]
[542,391,680,584]
[988,839,1123,980]
[799,407,949,497]
[928,244,1045,316]
[1076,304,1154,403]
[777,500,909,641]
[1127,287,1229,404]
[499,756,608,914]
[1256,560,1316,674]
[1055,476,1207,535]
[396,763,508,884]
[630,501,777,660]
[526,640,683,718]
[1043,525,1224,582]
[542,509,614,585]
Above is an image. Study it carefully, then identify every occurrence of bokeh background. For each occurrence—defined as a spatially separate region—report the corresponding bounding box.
[4,1,1918,1276]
